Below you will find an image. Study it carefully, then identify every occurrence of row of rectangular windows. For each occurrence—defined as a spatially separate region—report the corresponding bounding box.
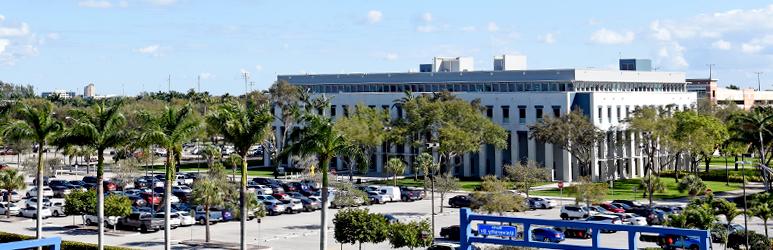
[302,82,574,93]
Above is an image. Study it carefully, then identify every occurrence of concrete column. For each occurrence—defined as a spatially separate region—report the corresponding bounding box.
[545,143,554,172]
[478,145,486,177]
[494,149,503,177]
[263,147,271,167]
[510,131,518,164]
[560,148,572,182]
[463,153,471,177]
[376,145,384,174]
[404,144,412,175]
[528,138,536,162]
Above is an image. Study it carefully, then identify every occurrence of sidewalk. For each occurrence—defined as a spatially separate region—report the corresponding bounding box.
[179,240,271,250]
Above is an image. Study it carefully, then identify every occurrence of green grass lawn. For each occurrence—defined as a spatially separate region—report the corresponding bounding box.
[145,165,274,177]
[709,156,758,166]
[369,177,552,192]
[530,177,742,201]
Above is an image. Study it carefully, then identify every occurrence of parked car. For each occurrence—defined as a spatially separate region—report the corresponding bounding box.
[82,176,98,185]
[382,214,399,224]
[257,194,279,202]
[26,187,54,198]
[611,200,643,209]
[587,205,610,214]
[84,214,121,227]
[528,197,558,209]
[50,185,73,198]
[449,195,474,208]
[285,199,304,214]
[280,183,297,193]
[301,196,322,212]
[155,212,180,228]
[560,205,593,220]
[141,192,162,206]
[399,186,423,201]
[0,202,21,216]
[171,186,192,196]
[629,208,667,225]
[290,182,313,196]
[176,211,195,226]
[50,199,66,217]
[127,195,148,207]
[194,206,223,224]
[654,205,682,215]
[1,190,21,202]
[252,177,281,186]
[174,174,193,186]
[272,192,291,201]
[263,200,286,216]
[607,213,647,226]
[427,243,481,250]
[657,234,704,250]
[367,191,389,205]
[20,206,52,219]
[584,214,623,233]
[103,181,117,192]
[300,179,320,191]
[219,208,233,222]
[120,212,164,232]
[378,186,401,202]
[440,225,479,241]
[247,184,273,195]
[598,203,626,213]
[25,197,52,208]
[611,202,635,212]
[531,227,565,243]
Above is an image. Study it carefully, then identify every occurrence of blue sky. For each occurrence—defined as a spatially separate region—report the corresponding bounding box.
[1,1,772,95]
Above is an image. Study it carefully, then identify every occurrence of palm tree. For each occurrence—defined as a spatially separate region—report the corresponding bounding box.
[55,100,129,250]
[751,202,773,237]
[732,107,773,190]
[386,158,406,186]
[190,177,223,242]
[205,99,272,250]
[226,154,243,182]
[138,104,199,250]
[1,100,63,240]
[677,174,707,197]
[284,114,364,250]
[0,169,26,218]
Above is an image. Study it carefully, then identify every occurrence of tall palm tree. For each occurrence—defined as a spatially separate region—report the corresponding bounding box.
[138,104,199,250]
[0,169,26,218]
[55,100,129,250]
[284,114,363,250]
[751,202,773,237]
[190,177,223,242]
[206,99,272,250]
[732,107,773,190]
[386,158,406,186]
[1,100,63,240]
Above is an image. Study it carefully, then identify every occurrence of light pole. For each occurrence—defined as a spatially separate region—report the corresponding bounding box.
[736,160,749,250]
[426,142,440,239]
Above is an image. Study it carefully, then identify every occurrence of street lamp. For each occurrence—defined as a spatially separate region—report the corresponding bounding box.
[736,160,750,250]
[426,142,440,239]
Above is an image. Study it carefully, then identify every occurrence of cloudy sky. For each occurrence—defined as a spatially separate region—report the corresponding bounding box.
[1,1,772,95]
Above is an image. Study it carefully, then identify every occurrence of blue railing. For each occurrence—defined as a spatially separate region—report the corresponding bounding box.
[0,237,62,250]
[459,208,710,250]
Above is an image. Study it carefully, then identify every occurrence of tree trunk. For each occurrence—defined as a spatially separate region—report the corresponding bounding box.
[97,149,106,250]
[36,146,43,239]
[319,156,331,250]
[765,220,769,238]
[705,156,710,173]
[735,155,739,171]
[164,150,173,250]
[240,154,248,250]
[393,174,397,186]
[205,204,210,242]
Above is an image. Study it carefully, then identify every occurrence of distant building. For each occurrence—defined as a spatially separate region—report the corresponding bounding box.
[431,56,474,72]
[493,54,527,71]
[687,78,773,110]
[619,59,652,71]
[41,90,76,99]
[84,83,95,98]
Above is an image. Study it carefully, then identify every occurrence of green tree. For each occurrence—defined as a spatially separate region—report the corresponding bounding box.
[505,161,550,198]
[64,189,96,225]
[206,98,273,250]
[55,100,130,250]
[331,181,368,208]
[472,176,525,215]
[731,106,773,190]
[333,208,389,250]
[385,158,406,186]
[677,174,707,197]
[137,104,200,250]
[638,174,666,200]
[529,109,605,177]
[387,219,433,250]
[672,110,729,172]
[226,154,242,181]
[0,169,25,217]
[628,106,677,207]
[751,202,773,238]
[268,80,303,170]
[429,174,459,213]
[1,99,63,240]
[283,114,364,250]
[333,104,387,181]
[104,195,131,231]
[190,177,224,242]
[572,176,608,206]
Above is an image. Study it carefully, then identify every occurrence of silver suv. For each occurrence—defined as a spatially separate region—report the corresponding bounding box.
[560,205,594,220]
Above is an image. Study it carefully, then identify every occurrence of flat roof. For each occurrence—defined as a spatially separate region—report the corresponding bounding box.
[278,69,686,85]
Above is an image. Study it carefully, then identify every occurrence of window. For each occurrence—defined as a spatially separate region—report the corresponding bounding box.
[552,106,561,117]
[381,105,389,112]
[535,106,543,122]
[330,105,337,117]
[625,106,630,118]
[616,106,621,121]
[607,106,612,123]
[485,106,493,119]
[598,107,603,123]
[502,106,510,123]
[342,105,349,117]
[518,106,526,124]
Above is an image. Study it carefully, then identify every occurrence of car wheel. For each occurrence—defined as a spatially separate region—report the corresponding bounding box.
[560,213,568,220]
[53,211,59,217]
[199,218,205,225]
[541,204,547,209]
[689,245,698,250]
[544,237,550,242]
[140,225,148,233]
[86,218,93,225]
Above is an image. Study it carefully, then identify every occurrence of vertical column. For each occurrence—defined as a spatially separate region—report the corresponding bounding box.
[528,138,536,163]
[463,153,471,177]
[510,131,518,165]
[545,143,554,178]
[336,157,343,171]
[459,208,472,250]
[478,145,486,177]
[494,149,503,177]
[562,149,572,182]
[263,147,271,167]
[404,144,412,176]
[376,145,384,174]
[591,144,599,181]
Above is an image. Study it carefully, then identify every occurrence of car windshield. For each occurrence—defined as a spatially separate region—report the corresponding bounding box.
[179,212,189,216]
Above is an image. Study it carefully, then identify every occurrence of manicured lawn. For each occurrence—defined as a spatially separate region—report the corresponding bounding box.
[710,156,758,166]
[369,178,552,192]
[530,177,742,201]
[145,165,274,177]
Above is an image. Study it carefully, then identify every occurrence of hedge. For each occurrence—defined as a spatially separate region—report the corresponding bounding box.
[659,170,763,183]
[0,231,135,250]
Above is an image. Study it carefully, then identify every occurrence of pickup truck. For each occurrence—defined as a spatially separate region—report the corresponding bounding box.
[399,187,424,202]
[84,214,121,227]
[195,205,223,224]
[119,212,164,233]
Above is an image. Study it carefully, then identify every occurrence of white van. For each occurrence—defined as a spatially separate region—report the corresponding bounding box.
[378,186,401,202]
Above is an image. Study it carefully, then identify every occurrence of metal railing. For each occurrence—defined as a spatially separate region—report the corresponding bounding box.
[0,237,61,250]
[459,208,710,250]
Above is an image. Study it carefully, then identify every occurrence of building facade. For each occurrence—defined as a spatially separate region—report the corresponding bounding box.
[687,78,773,110]
[84,83,96,98]
[275,58,697,181]
[41,90,76,99]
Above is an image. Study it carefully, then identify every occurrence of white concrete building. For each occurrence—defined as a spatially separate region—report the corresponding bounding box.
[274,58,697,181]
[84,83,96,98]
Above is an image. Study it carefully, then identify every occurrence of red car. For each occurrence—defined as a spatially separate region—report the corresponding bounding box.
[272,193,290,201]
[141,192,162,206]
[599,203,625,213]
[103,181,117,192]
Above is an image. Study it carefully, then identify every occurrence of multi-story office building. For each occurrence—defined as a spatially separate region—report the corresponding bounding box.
[84,83,96,98]
[687,78,773,110]
[41,90,76,99]
[275,57,696,182]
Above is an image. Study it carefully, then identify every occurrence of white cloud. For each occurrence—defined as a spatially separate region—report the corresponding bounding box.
[199,72,213,80]
[135,44,162,56]
[416,25,436,33]
[656,42,688,68]
[0,15,5,22]
[0,23,29,37]
[0,39,9,55]
[383,53,398,61]
[649,4,773,43]
[367,10,383,24]
[460,26,476,32]
[255,64,263,71]
[145,0,177,6]
[486,22,499,32]
[712,39,732,50]
[539,33,556,44]
[742,43,764,54]
[649,20,671,41]
[590,28,635,45]
[78,0,113,8]
[421,12,433,22]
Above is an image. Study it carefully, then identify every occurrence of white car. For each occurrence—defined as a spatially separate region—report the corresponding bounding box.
[175,175,193,186]
[26,187,54,198]
[285,199,304,214]
[529,197,558,209]
[176,211,195,226]
[248,185,273,195]
[156,212,181,228]
[25,198,52,208]
[171,186,192,195]
[560,205,594,220]
[621,213,648,226]
[584,214,623,233]
[20,206,52,219]
[1,190,22,202]
[0,202,21,216]
[50,199,66,217]
[84,214,121,227]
